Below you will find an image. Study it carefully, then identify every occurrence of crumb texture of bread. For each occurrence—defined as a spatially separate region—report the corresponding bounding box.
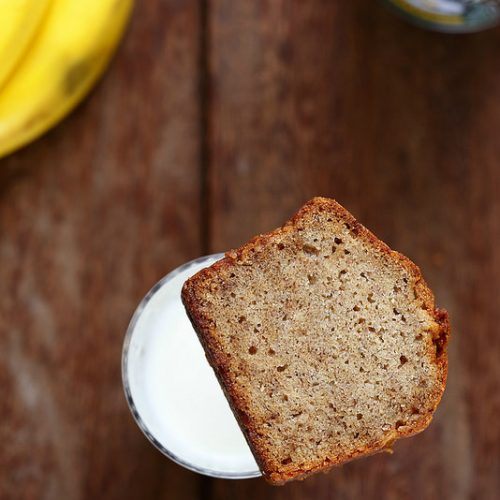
[182,197,450,485]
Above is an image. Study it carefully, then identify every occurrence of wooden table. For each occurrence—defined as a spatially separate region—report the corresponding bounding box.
[1,1,499,499]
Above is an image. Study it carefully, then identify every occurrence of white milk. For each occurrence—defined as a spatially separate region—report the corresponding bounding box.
[123,255,260,478]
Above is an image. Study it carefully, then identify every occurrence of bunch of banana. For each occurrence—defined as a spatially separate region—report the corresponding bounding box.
[0,0,134,159]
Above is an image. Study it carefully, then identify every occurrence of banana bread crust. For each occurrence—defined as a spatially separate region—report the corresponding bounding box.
[182,197,450,484]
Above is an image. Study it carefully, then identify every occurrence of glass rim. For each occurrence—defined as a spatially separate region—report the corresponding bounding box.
[121,253,262,480]
[384,0,500,33]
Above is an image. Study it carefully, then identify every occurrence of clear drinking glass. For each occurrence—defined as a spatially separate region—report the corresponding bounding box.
[122,254,261,479]
[386,0,500,32]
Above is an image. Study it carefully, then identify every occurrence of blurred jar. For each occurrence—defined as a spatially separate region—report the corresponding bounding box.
[386,0,500,32]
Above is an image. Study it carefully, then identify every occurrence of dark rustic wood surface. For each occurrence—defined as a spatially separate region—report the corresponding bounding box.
[1,1,499,499]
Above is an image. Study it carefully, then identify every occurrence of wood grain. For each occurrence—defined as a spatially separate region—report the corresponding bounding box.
[0,1,203,499]
[206,1,500,499]
[2,0,500,498]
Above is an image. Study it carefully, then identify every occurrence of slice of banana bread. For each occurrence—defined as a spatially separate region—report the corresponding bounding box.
[182,197,449,484]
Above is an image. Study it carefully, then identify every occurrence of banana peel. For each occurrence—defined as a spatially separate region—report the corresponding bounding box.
[0,0,51,90]
[0,0,134,159]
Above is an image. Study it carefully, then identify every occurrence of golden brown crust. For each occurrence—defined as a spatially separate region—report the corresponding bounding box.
[182,197,450,485]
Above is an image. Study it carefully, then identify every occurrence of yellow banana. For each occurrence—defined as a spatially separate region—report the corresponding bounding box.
[0,0,134,159]
[0,0,51,90]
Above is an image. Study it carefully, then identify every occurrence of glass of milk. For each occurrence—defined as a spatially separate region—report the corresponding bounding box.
[385,0,500,32]
[122,254,261,479]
